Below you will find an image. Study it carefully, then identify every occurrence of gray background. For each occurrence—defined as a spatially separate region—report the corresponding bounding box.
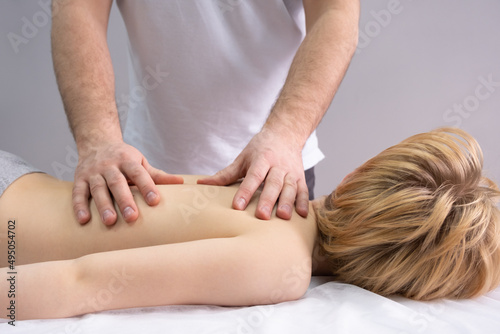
[1,0,499,198]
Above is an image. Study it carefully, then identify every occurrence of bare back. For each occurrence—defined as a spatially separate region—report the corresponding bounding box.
[0,173,318,266]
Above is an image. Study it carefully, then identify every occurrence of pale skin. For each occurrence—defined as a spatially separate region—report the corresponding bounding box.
[0,173,330,320]
[51,0,359,224]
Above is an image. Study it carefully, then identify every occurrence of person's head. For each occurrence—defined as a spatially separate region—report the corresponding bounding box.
[314,128,500,300]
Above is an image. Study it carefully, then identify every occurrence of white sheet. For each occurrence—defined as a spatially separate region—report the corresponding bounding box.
[2,277,500,333]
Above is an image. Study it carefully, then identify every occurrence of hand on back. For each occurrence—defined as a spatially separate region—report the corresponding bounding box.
[198,129,309,220]
[73,142,183,225]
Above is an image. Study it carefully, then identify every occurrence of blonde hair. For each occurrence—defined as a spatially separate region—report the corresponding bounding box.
[315,128,500,300]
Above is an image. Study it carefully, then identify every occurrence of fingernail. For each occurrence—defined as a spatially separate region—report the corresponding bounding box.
[298,203,309,214]
[280,204,291,215]
[146,191,158,204]
[102,209,113,222]
[235,198,246,210]
[261,206,271,217]
[123,206,134,220]
[77,210,86,221]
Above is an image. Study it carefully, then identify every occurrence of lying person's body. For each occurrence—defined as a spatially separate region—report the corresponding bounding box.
[1,128,499,320]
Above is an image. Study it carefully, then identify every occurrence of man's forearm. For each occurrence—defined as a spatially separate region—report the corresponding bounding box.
[51,0,121,153]
[264,1,359,148]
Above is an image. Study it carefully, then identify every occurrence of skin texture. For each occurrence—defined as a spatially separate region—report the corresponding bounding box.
[51,0,359,225]
[0,173,323,320]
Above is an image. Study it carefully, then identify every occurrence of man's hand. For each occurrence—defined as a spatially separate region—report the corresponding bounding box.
[198,129,309,220]
[74,142,183,225]
[199,0,359,221]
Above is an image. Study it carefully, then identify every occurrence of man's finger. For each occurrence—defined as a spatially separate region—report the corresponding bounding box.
[89,174,118,225]
[276,173,299,220]
[232,159,270,212]
[103,167,139,222]
[295,179,310,218]
[256,168,286,220]
[197,160,244,186]
[72,179,91,224]
[121,160,161,207]
[144,159,184,185]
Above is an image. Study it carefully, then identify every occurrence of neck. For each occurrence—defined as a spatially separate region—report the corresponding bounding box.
[312,242,332,276]
[310,196,332,276]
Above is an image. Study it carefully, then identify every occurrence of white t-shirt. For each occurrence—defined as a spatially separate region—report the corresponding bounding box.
[117,0,324,174]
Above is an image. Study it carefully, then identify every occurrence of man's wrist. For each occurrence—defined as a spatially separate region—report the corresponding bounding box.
[70,113,123,154]
[75,130,123,156]
[260,119,308,153]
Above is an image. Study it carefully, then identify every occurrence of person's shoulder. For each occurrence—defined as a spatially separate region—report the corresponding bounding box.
[245,218,314,303]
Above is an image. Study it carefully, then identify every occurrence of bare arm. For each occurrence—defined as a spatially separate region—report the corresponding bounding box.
[267,0,360,149]
[51,0,182,225]
[2,235,311,320]
[52,0,120,149]
[199,0,359,220]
